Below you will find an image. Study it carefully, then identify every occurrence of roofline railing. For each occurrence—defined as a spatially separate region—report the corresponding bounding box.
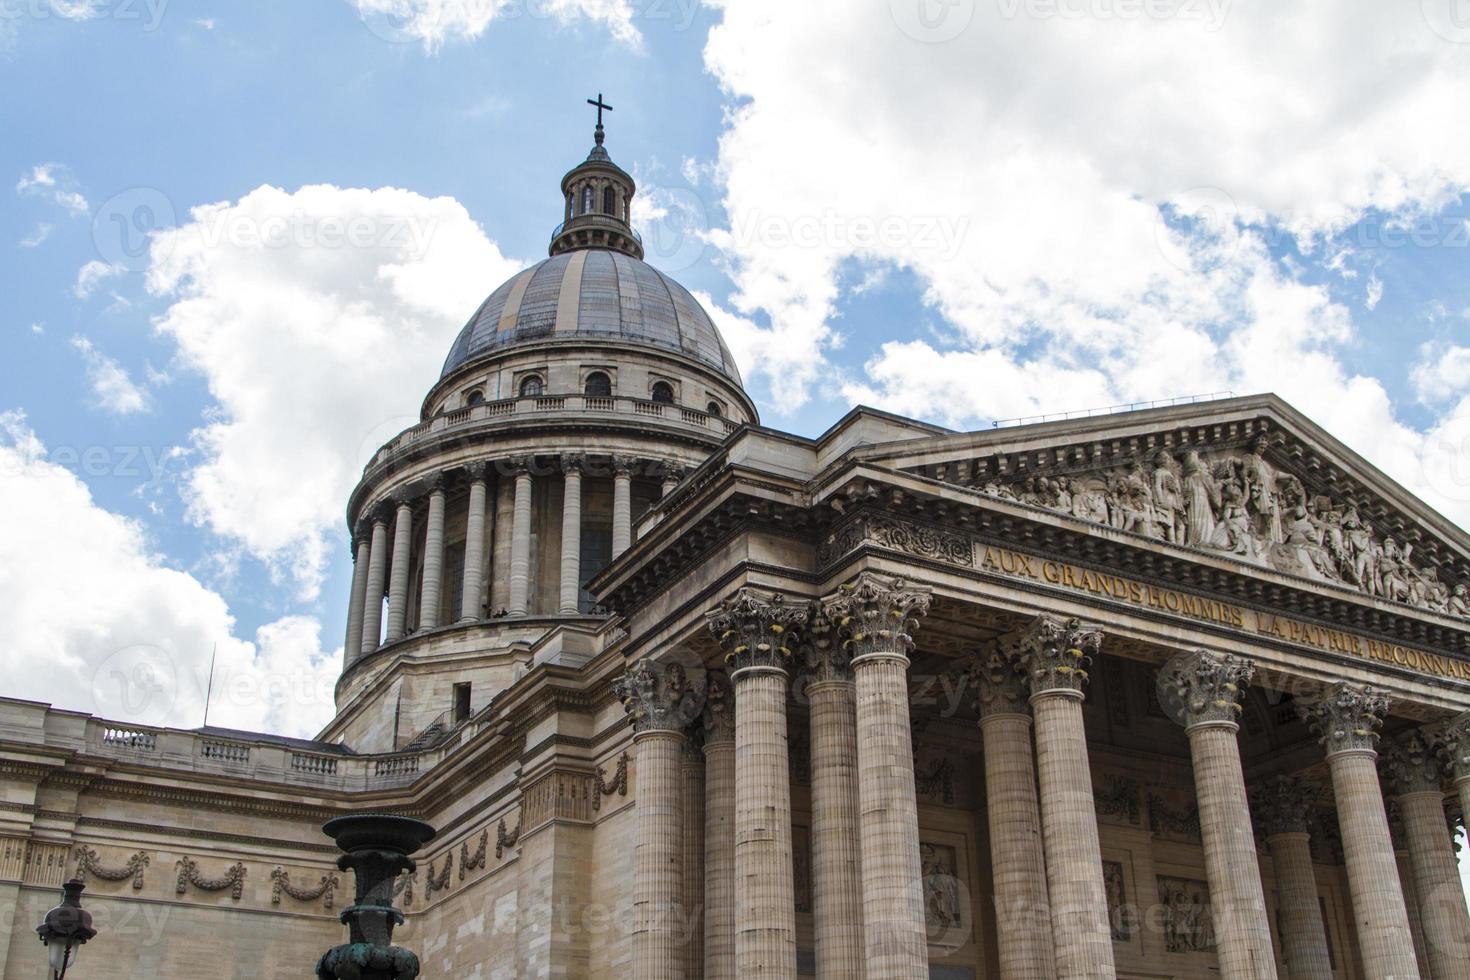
[990,391,1236,429]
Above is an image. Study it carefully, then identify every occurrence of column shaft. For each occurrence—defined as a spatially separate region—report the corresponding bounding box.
[559,466,582,615]
[853,653,928,978]
[1400,791,1470,978]
[459,476,488,622]
[1033,692,1116,977]
[1328,750,1420,977]
[732,668,797,977]
[682,747,706,978]
[1186,723,1278,978]
[703,737,736,980]
[344,534,370,662]
[808,680,865,979]
[359,518,389,655]
[508,469,533,615]
[613,467,632,557]
[1398,844,1435,979]
[1266,832,1333,980]
[419,488,445,630]
[980,712,1055,980]
[633,730,686,980]
[385,500,413,641]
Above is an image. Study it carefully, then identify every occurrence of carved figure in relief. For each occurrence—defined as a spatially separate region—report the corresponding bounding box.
[1181,451,1221,548]
[1117,462,1160,538]
[1451,584,1470,618]
[1240,440,1283,545]
[1152,452,1188,545]
[1052,476,1074,515]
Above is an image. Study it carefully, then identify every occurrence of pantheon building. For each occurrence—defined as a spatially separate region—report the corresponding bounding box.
[6,116,1470,980]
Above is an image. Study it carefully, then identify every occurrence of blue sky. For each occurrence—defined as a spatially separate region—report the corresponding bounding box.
[4,1,1470,740]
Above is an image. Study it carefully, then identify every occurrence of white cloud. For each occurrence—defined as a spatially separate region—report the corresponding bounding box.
[74,259,124,298]
[70,336,151,415]
[16,162,89,216]
[0,410,338,737]
[194,17,216,29]
[351,0,642,51]
[1413,343,1470,406]
[20,222,52,248]
[48,0,106,19]
[696,0,1470,528]
[146,183,522,598]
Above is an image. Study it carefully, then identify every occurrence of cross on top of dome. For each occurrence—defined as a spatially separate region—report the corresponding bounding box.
[587,92,613,146]
[552,95,643,260]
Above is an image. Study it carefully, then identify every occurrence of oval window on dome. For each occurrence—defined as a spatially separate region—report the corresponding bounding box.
[650,381,675,405]
[584,372,612,397]
[520,375,545,398]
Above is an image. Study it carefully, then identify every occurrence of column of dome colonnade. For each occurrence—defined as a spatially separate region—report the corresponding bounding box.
[821,573,933,979]
[802,612,866,979]
[419,476,447,631]
[1253,775,1334,979]
[700,672,736,980]
[385,492,415,643]
[1299,683,1421,978]
[1157,650,1278,978]
[459,462,491,623]
[970,640,1055,980]
[707,589,808,978]
[559,455,585,615]
[1015,615,1116,978]
[615,658,696,979]
[1382,729,1470,978]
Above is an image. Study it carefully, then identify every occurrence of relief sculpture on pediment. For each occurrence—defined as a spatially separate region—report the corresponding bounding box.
[980,438,1469,620]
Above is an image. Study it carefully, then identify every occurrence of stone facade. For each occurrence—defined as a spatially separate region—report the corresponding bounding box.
[5,123,1470,980]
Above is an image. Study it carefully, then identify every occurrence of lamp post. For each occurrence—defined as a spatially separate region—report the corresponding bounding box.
[316,813,436,980]
[35,879,96,980]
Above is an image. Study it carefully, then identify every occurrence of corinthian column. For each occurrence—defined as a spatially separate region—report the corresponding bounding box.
[1254,775,1333,980]
[1158,650,1277,978]
[702,672,736,980]
[1383,729,1470,978]
[419,476,446,630]
[660,462,684,499]
[613,456,634,558]
[508,458,533,616]
[682,737,706,977]
[344,521,371,662]
[822,573,932,979]
[1017,615,1115,978]
[972,640,1054,980]
[615,659,696,980]
[1299,683,1420,979]
[803,613,865,979]
[459,462,489,623]
[1390,802,1436,979]
[385,493,414,642]
[559,455,585,615]
[707,588,808,979]
[359,506,390,656]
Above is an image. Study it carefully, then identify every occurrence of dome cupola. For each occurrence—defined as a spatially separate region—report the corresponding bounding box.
[550,94,644,260]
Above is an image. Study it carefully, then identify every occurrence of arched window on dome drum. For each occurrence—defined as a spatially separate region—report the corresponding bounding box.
[650,381,675,405]
[603,186,616,215]
[520,375,545,398]
[566,192,574,220]
[706,400,723,418]
[465,389,485,408]
[581,186,593,215]
[584,372,612,397]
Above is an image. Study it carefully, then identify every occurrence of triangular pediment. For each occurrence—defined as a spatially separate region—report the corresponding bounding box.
[839,394,1470,623]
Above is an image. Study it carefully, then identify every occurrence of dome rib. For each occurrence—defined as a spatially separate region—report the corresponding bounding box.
[441,250,743,386]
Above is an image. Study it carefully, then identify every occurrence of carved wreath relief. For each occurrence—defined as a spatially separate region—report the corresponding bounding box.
[979,440,1470,619]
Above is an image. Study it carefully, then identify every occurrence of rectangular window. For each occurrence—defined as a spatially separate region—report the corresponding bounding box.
[453,682,471,724]
[446,542,466,622]
[579,525,614,613]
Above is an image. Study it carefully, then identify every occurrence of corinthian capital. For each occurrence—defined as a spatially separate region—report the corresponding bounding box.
[706,588,809,675]
[802,610,851,683]
[702,671,734,744]
[971,640,1029,718]
[613,659,697,734]
[1439,712,1470,784]
[1157,650,1254,731]
[820,572,931,664]
[1252,774,1317,837]
[1298,682,1391,757]
[1016,615,1103,698]
[1380,729,1445,796]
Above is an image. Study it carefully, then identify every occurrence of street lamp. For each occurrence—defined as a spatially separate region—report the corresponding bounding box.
[316,813,435,980]
[35,879,96,980]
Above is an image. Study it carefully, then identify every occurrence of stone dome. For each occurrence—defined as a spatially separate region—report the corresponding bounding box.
[440,249,744,385]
